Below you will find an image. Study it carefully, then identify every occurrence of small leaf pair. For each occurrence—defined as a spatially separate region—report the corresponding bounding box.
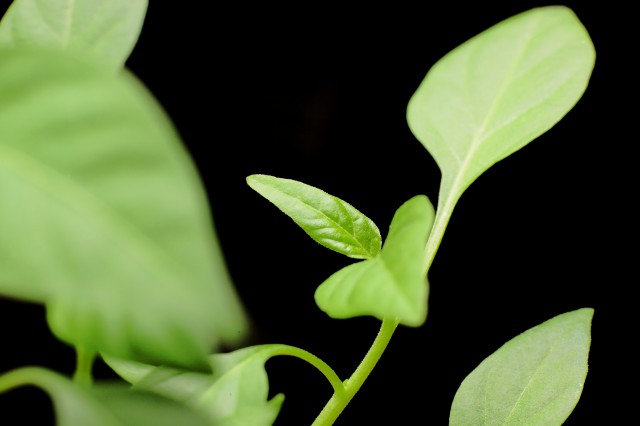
[247,175,435,326]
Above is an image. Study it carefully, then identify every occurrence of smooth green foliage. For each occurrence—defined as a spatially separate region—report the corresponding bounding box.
[0,48,248,369]
[449,308,593,426]
[0,3,597,426]
[0,367,210,425]
[315,195,435,326]
[407,6,596,270]
[247,175,382,259]
[0,0,147,71]
[103,345,288,426]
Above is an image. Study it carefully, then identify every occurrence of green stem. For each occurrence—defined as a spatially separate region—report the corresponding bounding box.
[73,345,96,387]
[0,367,41,394]
[422,191,456,277]
[270,345,345,396]
[311,317,399,426]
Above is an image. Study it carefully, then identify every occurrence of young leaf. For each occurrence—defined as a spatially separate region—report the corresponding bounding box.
[0,0,148,71]
[315,195,435,326]
[103,345,287,426]
[247,174,382,259]
[0,367,210,426]
[449,308,593,426]
[0,48,249,369]
[407,6,595,267]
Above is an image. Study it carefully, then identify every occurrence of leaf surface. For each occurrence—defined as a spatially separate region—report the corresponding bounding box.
[247,174,381,259]
[103,345,287,426]
[0,48,249,369]
[449,308,593,426]
[315,195,434,326]
[0,0,147,71]
[0,367,210,426]
[407,6,596,269]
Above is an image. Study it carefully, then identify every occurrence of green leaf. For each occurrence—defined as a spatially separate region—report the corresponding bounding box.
[407,6,595,254]
[0,367,211,426]
[449,308,593,426]
[103,345,287,426]
[315,195,435,326]
[0,48,249,369]
[247,174,382,260]
[0,0,147,71]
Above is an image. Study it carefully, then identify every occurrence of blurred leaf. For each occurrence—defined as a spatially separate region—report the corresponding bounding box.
[0,367,210,426]
[104,345,287,426]
[0,48,249,369]
[247,174,381,259]
[406,6,595,241]
[449,308,593,426]
[0,0,147,71]
[315,195,434,326]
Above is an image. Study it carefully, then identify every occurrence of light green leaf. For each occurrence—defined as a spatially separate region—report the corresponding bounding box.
[315,195,435,326]
[0,367,211,426]
[407,6,595,269]
[0,48,249,369]
[247,174,381,260]
[103,345,287,426]
[0,0,147,71]
[449,308,593,426]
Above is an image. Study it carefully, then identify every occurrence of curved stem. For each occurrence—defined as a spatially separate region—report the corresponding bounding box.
[269,345,345,396]
[0,367,41,394]
[312,317,399,426]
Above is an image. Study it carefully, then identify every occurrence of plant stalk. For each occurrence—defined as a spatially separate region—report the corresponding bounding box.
[311,317,399,426]
[73,345,96,387]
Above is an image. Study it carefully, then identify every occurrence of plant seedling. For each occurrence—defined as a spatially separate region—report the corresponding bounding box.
[0,1,595,425]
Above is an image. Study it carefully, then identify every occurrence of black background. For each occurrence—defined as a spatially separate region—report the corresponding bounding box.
[0,1,631,425]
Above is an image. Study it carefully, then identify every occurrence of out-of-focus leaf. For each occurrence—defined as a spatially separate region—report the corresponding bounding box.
[0,367,210,426]
[0,0,147,71]
[0,48,249,369]
[103,345,287,426]
[315,195,435,326]
[247,174,381,259]
[449,308,593,426]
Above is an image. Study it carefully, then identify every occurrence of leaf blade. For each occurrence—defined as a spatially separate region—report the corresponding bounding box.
[247,174,382,259]
[315,195,435,326]
[0,48,249,369]
[449,308,593,426]
[103,345,286,426]
[0,0,148,71]
[0,367,211,426]
[407,5,595,205]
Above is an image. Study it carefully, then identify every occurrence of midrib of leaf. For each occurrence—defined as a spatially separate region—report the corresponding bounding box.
[61,0,75,44]
[499,335,561,425]
[275,189,376,259]
[33,0,75,45]
[422,14,540,275]
[0,141,193,288]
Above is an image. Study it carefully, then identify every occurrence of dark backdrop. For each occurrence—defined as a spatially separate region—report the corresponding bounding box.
[0,1,630,424]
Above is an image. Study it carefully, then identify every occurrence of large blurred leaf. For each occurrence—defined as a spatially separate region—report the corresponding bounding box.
[0,367,210,426]
[103,345,287,426]
[406,6,595,267]
[315,195,434,326]
[449,308,593,426]
[247,174,381,260]
[0,0,147,71]
[0,48,249,369]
